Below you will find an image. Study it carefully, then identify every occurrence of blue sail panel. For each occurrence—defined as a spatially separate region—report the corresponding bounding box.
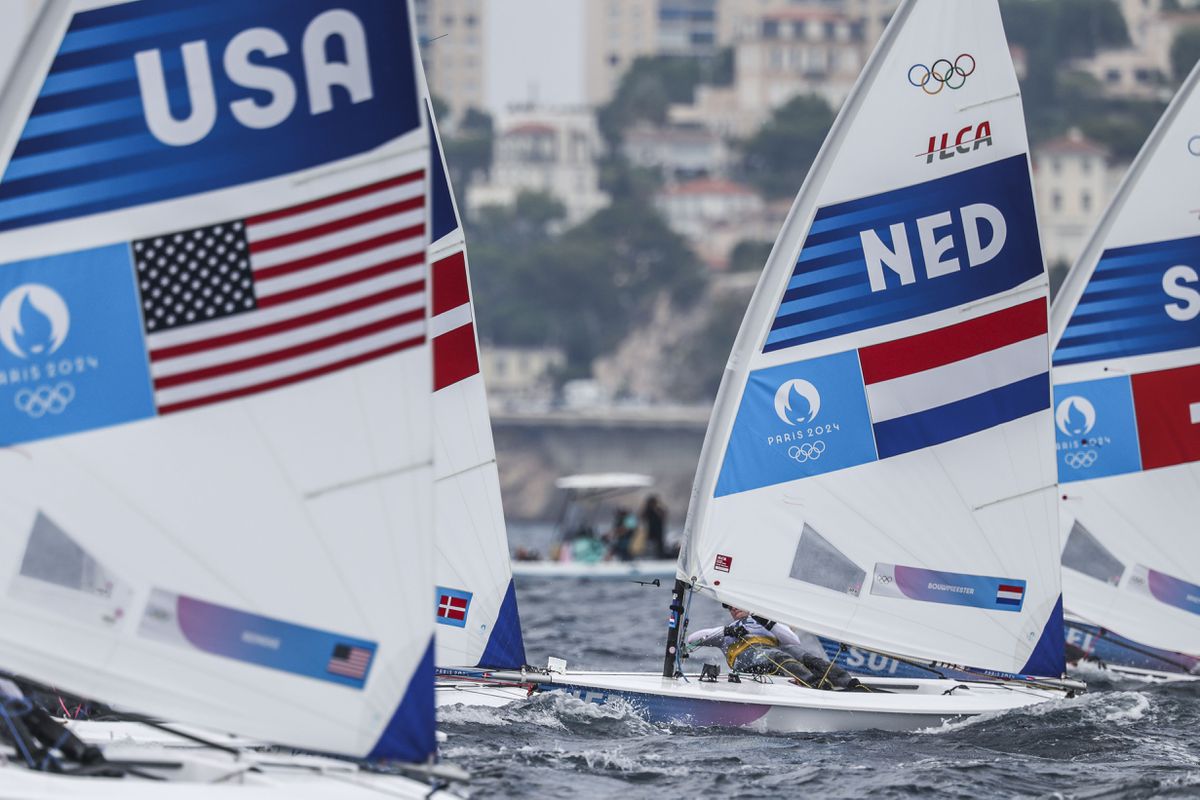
[0,0,420,232]
[368,638,436,763]
[478,579,526,670]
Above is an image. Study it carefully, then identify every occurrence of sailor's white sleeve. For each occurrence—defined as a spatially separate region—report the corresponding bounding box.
[686,626,725,647]
[771,622,804,649]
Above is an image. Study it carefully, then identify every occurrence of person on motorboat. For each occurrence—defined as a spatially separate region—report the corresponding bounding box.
[685,605,866,690]
[640,495,668,559]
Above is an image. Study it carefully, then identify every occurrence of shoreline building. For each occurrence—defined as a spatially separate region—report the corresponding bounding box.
[414,0,488,125]
[467,106,611,227]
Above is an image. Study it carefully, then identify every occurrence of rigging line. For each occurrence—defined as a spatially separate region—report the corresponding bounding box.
[959,281,1047,315]
[293,151,428,189]
[956,90,1021,113]
[972,484,1057,512]
[304,461,431,500]
[243,402,374,634]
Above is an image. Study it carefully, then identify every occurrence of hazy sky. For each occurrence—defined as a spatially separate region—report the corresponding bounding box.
[487,0,585,113]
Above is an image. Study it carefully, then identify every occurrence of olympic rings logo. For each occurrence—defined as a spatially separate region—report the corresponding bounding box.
[1188,136,1200,157]
[908,54,976,95]
[14,382,75,419]
[787,441,826,463]
[1063,450,1098,469]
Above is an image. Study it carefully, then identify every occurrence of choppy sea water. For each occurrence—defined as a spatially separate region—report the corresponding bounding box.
[440,577,1200,799]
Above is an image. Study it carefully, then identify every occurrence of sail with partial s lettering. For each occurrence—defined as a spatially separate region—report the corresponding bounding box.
[679,0,1063,678]
[0,0,436,762]
[1051,62,1200,656]
[424,87,526,671]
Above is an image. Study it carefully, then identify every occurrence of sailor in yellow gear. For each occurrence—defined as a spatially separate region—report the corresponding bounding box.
[685,605,862,690]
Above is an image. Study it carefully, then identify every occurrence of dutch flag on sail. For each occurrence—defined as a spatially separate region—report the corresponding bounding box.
[857,299,1050,459]
[996,584,1026,607]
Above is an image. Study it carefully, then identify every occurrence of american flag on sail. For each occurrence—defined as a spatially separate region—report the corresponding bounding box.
[134,172,427,414]
[326,643,373,680]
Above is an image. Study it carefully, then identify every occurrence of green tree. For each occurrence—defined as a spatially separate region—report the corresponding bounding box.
[441,106,494,203]
[1172,26,1200,81]
[728,240,774,273]
[597,50,734,148]
[468,193,705,373]
[739,94,835,199]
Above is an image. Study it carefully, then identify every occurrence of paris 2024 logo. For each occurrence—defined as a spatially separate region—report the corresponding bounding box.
[0,284,80,418]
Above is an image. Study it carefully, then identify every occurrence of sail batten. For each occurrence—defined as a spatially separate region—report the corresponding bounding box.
[679,0,1062,677]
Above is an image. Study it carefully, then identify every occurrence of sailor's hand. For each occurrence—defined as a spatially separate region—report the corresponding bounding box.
[723,623,746,639]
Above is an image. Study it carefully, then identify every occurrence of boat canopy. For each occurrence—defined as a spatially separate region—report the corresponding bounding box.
[555,473,656,493]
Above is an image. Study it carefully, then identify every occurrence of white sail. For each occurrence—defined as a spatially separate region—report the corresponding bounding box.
[1050,62,1200,656]
[0,0,435,762]
[424,95,525,670]
[679,0,1063,677]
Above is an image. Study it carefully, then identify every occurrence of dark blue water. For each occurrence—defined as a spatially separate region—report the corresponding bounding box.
[440,578,1200,799]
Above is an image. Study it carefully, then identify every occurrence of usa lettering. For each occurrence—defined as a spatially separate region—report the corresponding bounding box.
[1163,264,1200,321]
[923,121,992,165]
[860,204,1007,292]
[134,9,374,147]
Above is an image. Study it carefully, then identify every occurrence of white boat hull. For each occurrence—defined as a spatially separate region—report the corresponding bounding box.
[0,720,459,798]
[511,559,676,581]
[435,673,532,708]
[501,670,1075,733]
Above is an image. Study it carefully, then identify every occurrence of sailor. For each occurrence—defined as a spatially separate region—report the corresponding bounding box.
[685,605,865,690]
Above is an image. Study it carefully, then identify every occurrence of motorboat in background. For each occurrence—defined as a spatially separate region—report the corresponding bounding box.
[511,473,677,580]
[1051,60,1200,682]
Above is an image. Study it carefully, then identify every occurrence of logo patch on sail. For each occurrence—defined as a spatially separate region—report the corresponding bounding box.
[0,246,155,446]
[871,564,1026,612]
[715,350,876,496]
[1052,378,1139,482]
[717,301,1050,496]
[138,589,377,688]
[0,171,427,447]
[1126,565,1200,616]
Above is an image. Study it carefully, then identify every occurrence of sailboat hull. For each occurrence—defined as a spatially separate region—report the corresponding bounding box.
[505,671,1073,733]
[1065,619,1200,683]
[0,720,459,798]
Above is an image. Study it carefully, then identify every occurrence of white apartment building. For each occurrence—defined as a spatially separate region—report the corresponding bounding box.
[672,6,868,137]
[585,0,659,106]
[1032,130,1126,269]
[467,107,611,227]
[480,345,565,398]
[654,178,772,267]
[622,122,730,180]
[414,0,488,124]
